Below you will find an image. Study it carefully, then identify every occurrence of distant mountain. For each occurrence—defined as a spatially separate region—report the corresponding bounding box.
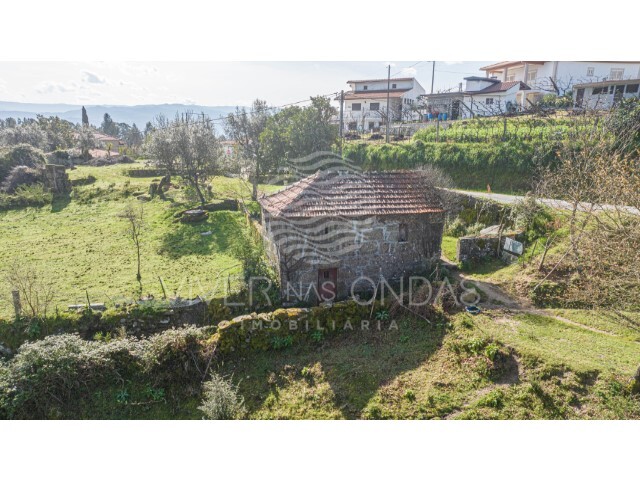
[0,101,239,134]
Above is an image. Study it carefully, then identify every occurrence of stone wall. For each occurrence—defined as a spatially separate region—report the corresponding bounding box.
[457,236,502,263]
[457,234,524,264]
[43,164,71,195]
[109,299,210,336]
[263,212,444,301]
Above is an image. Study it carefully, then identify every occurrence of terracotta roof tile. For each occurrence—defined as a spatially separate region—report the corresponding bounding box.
[259,170,444,218]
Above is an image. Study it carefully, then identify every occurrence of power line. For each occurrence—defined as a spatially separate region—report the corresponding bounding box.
[152,90,341,130]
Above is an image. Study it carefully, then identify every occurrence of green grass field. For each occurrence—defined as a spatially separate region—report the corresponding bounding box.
[0,162,280,319]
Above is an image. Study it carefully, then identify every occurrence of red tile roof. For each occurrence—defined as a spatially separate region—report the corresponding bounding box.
[259,170,444,218]
[344,89,411,100]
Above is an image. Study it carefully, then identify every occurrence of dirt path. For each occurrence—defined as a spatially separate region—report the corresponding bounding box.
[454,270,617,337]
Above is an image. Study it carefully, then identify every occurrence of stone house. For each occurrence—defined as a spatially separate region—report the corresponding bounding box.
[258,170,445,302]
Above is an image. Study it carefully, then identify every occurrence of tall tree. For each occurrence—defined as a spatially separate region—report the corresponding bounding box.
[127,123,143,150]
[77,126,95,161]
[147,114,221,206]
[261,96,338,171]
[224,99,272,200]
[81,106,89,127]
[101,113,119,137]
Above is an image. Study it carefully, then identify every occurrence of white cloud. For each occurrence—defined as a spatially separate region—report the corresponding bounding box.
[83,71,106,84]
[399,67,418,77]
[35,81,77,94]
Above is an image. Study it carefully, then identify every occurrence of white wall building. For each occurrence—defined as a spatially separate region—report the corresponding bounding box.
[573,78,640,109]
[422,76,531,120]
[342,77,425,132]
[480,61,640,100]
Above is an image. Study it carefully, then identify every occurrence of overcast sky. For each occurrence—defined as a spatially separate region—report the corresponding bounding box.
[0,61,495,107]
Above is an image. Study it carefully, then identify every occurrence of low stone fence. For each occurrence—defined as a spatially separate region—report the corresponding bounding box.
[213,301,381,354]
[457,233,525,264]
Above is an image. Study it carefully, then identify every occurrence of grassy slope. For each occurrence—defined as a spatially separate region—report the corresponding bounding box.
[215,311,640,420]
[0,162,278,318]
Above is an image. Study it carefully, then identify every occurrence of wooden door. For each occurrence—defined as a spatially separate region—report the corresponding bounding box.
[318,268,337,302]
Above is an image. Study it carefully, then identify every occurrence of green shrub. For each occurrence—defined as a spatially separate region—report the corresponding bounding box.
[0,183,52,210]
[0,144,46,182]
[198,373,245,420]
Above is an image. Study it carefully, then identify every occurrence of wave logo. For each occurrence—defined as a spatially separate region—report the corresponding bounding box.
[264,152,377,266]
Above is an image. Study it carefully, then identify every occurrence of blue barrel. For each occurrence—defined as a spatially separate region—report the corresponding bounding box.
[427,113,433,121]
[442,113,448,121]
[437,113,442,121]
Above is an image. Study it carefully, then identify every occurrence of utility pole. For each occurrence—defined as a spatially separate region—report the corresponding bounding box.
[339,90,344,156]
[385,64,391,143]
[431,61,436,94]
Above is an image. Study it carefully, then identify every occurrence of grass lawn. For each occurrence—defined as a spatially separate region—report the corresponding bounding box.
[0,162,278,319]
[441,235,457,262]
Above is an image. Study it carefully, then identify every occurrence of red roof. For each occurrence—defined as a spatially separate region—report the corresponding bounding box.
[259,170,444,218]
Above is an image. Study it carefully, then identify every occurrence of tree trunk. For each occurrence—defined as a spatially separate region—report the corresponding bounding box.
[191,176,206,206]
[252,159,260,201]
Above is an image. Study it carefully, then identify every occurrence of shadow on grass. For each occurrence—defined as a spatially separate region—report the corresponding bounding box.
[461,257,508,276]
[50,193,71,213]
[220,316,448,419]
[159,210,249,259]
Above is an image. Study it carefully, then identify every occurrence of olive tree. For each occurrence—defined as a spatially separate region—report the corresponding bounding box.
[224,99,272,201]
[147,114,222,206]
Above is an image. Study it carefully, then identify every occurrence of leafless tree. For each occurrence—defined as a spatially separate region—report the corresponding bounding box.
[535,101,640,308]
[4,259,55,318]
[119,203,145,296]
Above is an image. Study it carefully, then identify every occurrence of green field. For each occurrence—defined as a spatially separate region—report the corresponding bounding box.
[0,162,279,319]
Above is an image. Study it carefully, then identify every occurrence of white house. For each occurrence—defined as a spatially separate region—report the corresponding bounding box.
[422,76,531,120]
[342,77,425,132]
[573,78,640,109]
[480,61,640,100]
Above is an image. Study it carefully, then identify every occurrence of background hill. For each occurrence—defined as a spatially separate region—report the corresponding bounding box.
[0,101,238,134]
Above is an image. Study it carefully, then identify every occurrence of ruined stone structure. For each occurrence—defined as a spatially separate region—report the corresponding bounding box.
[43,164,71,195]
[258,170,445,302]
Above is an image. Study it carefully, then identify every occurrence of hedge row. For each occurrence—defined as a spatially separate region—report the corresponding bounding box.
[342,140,559,193]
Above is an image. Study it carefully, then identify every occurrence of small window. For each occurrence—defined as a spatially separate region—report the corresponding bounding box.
[592,87,606,95]
[486,98,494,105]
[368,122,374,130]
[370,102,380,111]
[323,271,330,280]
[587,67,595,76]
[392,83,397,89]
[363,85,368,90]
[526,70,537,82]
[625,84,639,94]
[610,68,624,80]
[398,223,408,242]
[506,74,516,82]
[352,103,361,111]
